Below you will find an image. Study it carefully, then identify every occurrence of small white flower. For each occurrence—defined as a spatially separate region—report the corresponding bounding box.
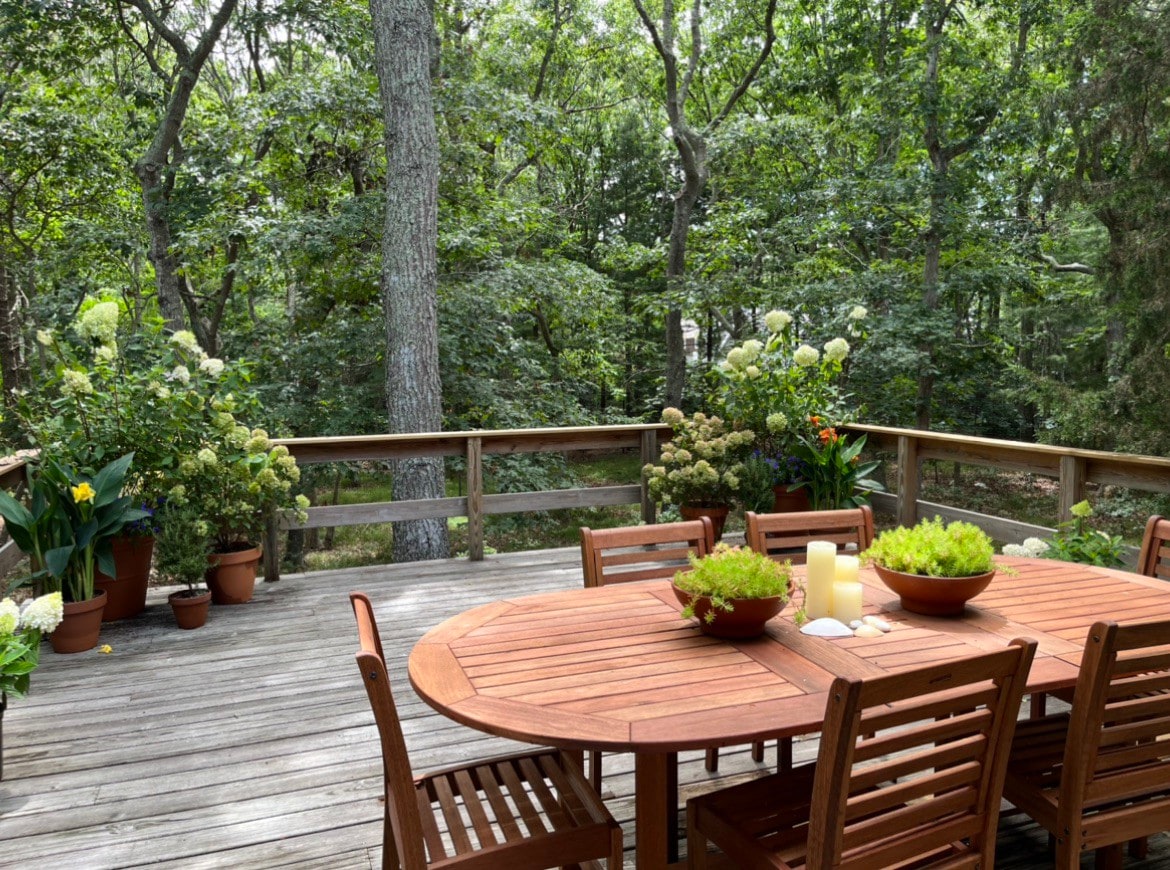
[793,344,820,367]
[166,365,191,385]
[61,369,94,396]
[824,337,850,363]
[1002,544,1027,557]
[20,592,64,633]
[197,447,218,467]
[0,598,19,635]
[745,365,761,379]
[1021,537,1050,556]
[764,310,793,333]
[766,412,789,433]
[94,343,118,364]
[726,347,748,370]
[199,357,225,377]
[170,330,201,354]
[74,301,119,345]
[849,305,868,320]
[36,329,54,347]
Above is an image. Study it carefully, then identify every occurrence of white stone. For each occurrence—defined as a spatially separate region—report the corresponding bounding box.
[849,620,863,629]
[853,624,885,638]
[863,615,892,632]
[800,617,853,638]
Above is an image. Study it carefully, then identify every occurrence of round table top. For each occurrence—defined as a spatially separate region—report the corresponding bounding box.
[406,557,1160,753]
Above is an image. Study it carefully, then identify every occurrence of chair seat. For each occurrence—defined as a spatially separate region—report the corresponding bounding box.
[416,749,620,868]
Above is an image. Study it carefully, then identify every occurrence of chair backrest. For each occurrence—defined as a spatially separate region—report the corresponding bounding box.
[1057,619,1170,828]
[745,506,874,565]
[1138,516,1170,579]
[806,638,1037,869]
[350,591,428,868]
[579,518,714,588]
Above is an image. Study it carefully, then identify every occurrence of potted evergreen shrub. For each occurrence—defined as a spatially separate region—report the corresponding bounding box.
[671,543,793,638]
[862,516,999,616]
[155,505,213,629]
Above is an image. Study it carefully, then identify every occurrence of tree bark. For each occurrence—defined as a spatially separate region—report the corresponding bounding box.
[121,0,238,333]
[369,0,450,562]
[0,254,24,411]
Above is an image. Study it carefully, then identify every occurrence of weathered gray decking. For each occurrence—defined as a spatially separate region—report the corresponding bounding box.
[2,546,1169,868]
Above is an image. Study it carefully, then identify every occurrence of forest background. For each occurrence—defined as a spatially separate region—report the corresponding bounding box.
[2,0,1168,558]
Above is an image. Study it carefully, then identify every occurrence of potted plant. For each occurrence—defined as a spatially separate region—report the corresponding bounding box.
[169,416,308,604]
[714,305,868,508]
[154,505,213,629]
[789,418,884,510]
[671,543,793,638]
[643,408,755,540]
[0,591,63,779]
[0,454,147,652]
[862,516,999,616]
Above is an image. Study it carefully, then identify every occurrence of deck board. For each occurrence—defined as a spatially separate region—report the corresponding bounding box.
[3,545,1170,868]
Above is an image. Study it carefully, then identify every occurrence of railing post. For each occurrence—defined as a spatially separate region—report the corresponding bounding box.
[263,515,280,583]
[897,435,920,528]
[1059,455,1086,523]
[467,437,484,560]
[641,430,657,525]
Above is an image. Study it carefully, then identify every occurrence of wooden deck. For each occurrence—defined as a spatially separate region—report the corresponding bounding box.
[3,546,1170,868]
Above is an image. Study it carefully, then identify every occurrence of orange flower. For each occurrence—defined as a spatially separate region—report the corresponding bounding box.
[809,415,821,426]
[819,427,837,444]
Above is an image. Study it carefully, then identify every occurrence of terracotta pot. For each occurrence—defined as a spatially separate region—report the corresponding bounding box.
[873,564,996,617]
[168,589,212,629]
[671,582,785,639]
[49,591,107,654]
[206,547,261,605]
[94,535,155,621]
[771,486,811,513]
[679,504,730,542]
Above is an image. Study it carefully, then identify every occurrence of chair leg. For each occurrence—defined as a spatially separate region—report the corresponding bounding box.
[687,812,709,869]
[590,750,603,792]
[1030,691,1047,719]
[751,741,764,762]
[1094,844,1123,870]
[1129,837,1150,859]
[704,746,719,772]
[668,751,680,865]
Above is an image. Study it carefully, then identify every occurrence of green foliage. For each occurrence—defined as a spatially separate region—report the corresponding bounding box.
[790,428,883,511]
[0,592,62,699]
[673,543,792,622]
[643,408,755,508]
[1043,501,1127,569]
[153,505,212,592]
[863,516,996,578]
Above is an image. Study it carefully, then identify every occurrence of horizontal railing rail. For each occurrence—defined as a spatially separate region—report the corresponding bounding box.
[3,423,1169,582]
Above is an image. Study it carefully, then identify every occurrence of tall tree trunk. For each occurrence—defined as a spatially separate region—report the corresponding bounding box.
[0,254,24,411]
[369,0,450,562]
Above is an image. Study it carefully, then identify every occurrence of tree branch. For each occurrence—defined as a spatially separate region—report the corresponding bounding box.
[1039,254,1095,275]
[710,0,778,131]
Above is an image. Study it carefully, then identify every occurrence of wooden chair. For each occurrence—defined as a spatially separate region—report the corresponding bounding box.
[744,505,874,565]
[1004,619,1170,869]
[579,517,714,588]
[741,505,875,772]
[1139,515,1170,580]
[349,592,624,870]
[687,638,1037,869]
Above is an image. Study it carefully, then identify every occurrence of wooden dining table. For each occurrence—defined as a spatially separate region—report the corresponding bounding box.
[407,556,1170,869]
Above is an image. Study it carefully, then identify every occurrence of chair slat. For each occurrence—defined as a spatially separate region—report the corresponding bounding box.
[478,762,524,842]
[850,733,987,793]
[495,757,549,837]
[453,767,498,848]
[842,806,983,869]
[847,761,982,822]
[854,707,992,763]
[432,773,474,855]
[745,506,874,567]
[416,786,449,860]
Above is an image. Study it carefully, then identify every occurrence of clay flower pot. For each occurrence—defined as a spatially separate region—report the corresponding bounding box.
[94,534,155,621]
[168,589,212,629]
[671,583,785,639]
[206,546,261,605]
[49,591,107,654]
[771,486,811,513]
[680,504,730,542]
[873,564,996,617]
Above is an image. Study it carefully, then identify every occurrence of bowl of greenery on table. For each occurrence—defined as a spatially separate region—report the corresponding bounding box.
[863,516,998,616]
[671,544,793,638]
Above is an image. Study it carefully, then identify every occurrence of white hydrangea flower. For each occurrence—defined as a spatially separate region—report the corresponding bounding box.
[764,309,792,333]
[94,343,118,364]
[824,337,850,363]
[74,301,119,346]
[662,408,685,426]
[20,592,64,633]
[741,339,763,362]
[0,598,19,635]
[36,329,54,347]
[849,305,868,320]
[726,347,747,370]
[170,330,201,353]
[197,447,218,467]
[166,365,191,385]
[148,381,171,399]
[793,344,820,367]
[766,412,789,433]
[745,364,761,379]
[1002,544,1027,557]
[61,369,94,396]
[199,357,225,377]
[1021,537,1051,557]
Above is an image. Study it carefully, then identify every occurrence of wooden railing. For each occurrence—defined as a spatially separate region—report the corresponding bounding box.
[3,423,1170,583]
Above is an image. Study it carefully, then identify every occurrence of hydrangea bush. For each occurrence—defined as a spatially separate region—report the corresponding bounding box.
[1,592,63,698]
[1003,500,1126,568]
[643,408,755,508]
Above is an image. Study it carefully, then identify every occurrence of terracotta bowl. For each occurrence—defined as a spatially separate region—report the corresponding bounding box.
[671,582,785,639]
[873,564,996,617]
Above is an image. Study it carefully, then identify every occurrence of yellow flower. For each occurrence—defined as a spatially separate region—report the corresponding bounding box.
[71,482,96,504]
[98,644,113,654]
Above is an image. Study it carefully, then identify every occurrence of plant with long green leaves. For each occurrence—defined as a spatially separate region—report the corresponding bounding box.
[0,454,147,601]
[789,422,883,510]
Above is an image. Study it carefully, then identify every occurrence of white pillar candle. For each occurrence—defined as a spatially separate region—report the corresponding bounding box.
[835,554,860,584]
[805,541,837,620]
[833,581,864,624]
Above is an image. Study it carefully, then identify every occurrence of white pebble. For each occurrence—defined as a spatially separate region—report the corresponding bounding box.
[853,624,885,638]
[849,620,863,629]
[800,617,853,637]
[863,615,892,632]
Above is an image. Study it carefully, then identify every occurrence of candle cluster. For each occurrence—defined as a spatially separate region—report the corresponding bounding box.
[804,541,864,622]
